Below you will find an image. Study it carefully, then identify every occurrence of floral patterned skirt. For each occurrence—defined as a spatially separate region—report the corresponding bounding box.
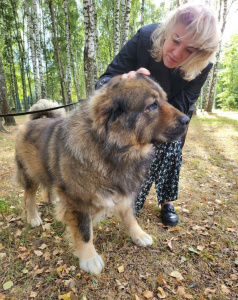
[135,139,182,211]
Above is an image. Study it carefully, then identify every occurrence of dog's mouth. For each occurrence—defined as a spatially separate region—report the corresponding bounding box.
[163,125,187,142]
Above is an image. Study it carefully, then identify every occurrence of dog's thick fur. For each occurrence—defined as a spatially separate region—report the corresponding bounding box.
[14,75,189,275]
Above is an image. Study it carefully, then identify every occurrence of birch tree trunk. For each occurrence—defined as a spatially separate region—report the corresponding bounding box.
[0,53,16,126]
[120,0,132,48]
[113,0,120,56]
[32,0,47,99]
[92,0,101,77]
[6,32,19,110]
[83,0,97,96]
[10,0,28,109]
[64,0,72,103]
[204,0,228,112]
[141,0,145,26]
[49,0,66,105]
[25,0,40,101]
[70,38,81,101]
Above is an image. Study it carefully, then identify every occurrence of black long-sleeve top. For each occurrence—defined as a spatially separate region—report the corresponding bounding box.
[96,23,212,115]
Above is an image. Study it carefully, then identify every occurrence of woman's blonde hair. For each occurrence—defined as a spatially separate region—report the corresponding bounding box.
[151,3,221,81]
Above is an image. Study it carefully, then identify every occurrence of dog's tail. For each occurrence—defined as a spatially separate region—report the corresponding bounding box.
[29,99,66,120]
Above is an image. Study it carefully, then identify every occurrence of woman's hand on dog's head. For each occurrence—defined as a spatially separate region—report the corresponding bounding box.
[121,68,151,80]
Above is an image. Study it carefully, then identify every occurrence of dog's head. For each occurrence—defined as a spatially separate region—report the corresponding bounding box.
[90,74,190,147]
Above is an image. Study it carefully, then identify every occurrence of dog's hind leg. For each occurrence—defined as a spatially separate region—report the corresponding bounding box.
[118,201,153,247]
[41,187,58,205]
[56,203,104,275]
[23,184,42,227]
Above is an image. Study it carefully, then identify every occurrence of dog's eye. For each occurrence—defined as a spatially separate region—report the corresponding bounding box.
[146,101,158,111]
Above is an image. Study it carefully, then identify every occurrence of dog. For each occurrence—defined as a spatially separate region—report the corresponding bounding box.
[14,74,190,275]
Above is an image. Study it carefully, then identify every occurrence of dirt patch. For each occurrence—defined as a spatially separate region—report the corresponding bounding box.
[0,114,237,299]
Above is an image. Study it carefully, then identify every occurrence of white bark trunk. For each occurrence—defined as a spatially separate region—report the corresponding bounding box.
[83,0,97,96]
[32,0,47,99]
[64,0,72,103]
[113,0,120,56]
[25,0,40,101]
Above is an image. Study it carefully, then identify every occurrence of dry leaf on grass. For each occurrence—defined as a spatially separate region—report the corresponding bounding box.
[157,274,167,286]
[205,288,216,295]
[157,287,167,298]
[143,290,153,299]
[169,271,184,280]
[221,284,231,295]
[118,265,124,273]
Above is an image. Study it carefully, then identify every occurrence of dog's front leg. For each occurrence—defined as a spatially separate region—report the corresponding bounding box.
[68,211,104,275]
[118,201,153,247]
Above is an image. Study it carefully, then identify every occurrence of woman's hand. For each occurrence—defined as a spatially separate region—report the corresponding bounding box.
[121,68,151,80]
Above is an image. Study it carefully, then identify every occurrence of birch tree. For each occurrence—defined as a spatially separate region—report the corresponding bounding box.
[83,0,97,96]
[141,0,145,26]
[10,0,28,109]
[0,53,16,126]
[120,0,132,48]
[32,0,47,99]
[48,0,66,105]
[25,0,40,101]
[204,0,228,112]
[64,0,72,103]
[92,0,101,77]
[113,0,120,56]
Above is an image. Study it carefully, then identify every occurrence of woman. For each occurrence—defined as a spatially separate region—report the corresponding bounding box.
[95,3,220,226]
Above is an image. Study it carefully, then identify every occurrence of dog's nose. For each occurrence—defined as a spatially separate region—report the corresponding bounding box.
[180,116,190,125]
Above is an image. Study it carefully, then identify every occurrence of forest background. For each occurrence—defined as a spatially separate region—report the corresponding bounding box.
[0,0,238,129]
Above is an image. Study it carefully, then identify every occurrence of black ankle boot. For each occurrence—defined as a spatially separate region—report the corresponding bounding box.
[161,204,179,226]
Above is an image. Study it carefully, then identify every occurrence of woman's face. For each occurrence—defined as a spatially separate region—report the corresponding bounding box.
[162,22,197,69]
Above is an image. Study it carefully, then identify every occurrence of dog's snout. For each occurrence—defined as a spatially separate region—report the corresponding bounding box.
[180,116,190,125]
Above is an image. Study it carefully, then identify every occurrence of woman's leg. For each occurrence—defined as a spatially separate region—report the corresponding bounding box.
[154,139,182,226]
[154,140,182,205]
[135,147,157,212]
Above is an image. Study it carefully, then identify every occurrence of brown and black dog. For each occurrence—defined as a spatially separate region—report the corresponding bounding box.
[14,75,189,275]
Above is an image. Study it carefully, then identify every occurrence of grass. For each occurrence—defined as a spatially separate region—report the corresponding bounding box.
[0,113,237,299]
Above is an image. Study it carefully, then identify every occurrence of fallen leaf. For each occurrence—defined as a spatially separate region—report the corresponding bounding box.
[170,271,184,281]
[134,295,140,300]
[230,273,237,280]
[35,268,44,275]
[43,252,51,261]
[221,284,231,295]
[30,291,38,298]
[157,287,167,298]
[205,288,216,295]
[58,291,71,300]
[143,290,153,299]
[227,228,235,232]
[188,247,199,254]
[39,243,48,250]
[197,245,205,251]
[3,281,13,290]
[22,268,28,274]
[157,274,167,286]
[34,250,43,257]
[0,293,6,300]
[177,286,185,296]
[115,279,124,290]
[0,253,6,259]
[118,265,124,273]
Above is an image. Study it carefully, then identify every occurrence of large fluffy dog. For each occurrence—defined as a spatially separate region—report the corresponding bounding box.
[14,75,189,275]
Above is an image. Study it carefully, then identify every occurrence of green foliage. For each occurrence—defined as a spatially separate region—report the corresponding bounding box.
[217,34,238,110]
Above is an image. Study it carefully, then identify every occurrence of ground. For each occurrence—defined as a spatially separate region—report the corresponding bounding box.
[0,112,237,300]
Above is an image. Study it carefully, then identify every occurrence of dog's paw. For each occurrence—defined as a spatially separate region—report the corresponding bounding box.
[28,215,43,227]
[132,232,153,247]
[80,254,105,275]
